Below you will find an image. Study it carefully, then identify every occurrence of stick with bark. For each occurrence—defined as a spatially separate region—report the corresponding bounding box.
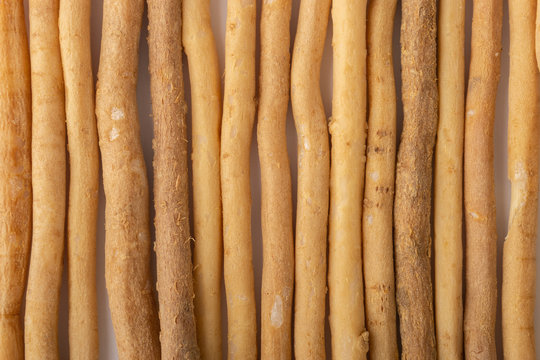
[463,0,502,358]
[502,0,539,358]
[0,2,32,359]
[24,0,67,358]
[182,1,223,357]
[95,0,160,357]
[394,0,438,358]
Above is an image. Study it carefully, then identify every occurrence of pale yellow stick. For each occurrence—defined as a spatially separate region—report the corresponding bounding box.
[463,0,502,358]
[0,2,32,359]
[291,0,331,358]
[258,0,294,359]
[24,0,67,358]
[182,1,223,358]
[95,0,160,358]
[502,0,539,358]
[328,0,369,358]
[434,1,465,359]
[363,0,399,358]
[220,0,257,358]
[59,0,100,358]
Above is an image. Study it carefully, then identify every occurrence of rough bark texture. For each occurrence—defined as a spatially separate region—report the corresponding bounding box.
[0,2,32,359]
[363,0,399,358]
[328,0,369,358]
[463,0,502,358]
[182,1,223,358]
[502,0,539,358]
[148,0,200,358]
[394,0,438,358]
[258,0,294,359]
[95,0,160,358]
[220,0,257,358]
[24,0,67,358]
[434,1,465,359]
[291,0,331,358]
[59,0,100,358]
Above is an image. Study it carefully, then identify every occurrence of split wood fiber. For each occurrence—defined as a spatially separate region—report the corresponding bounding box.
[220,0,257,358]
[502,0,539,358]
[329,0,369,358]
[258,0,294,359]
[394,0,437,358]
[0,2,32,359]
[148,0,200,358]
[59,0,100,358]
[182,0,223,358]
[291,0,331,358]
[463,0,502,358]
[434,0,465,359]
[95,0,160,358]
[25,0,67,358]
[363,0,399,358]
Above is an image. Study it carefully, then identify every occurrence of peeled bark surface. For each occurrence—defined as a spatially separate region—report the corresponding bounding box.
[0,2,32,359]
[394,0,438,358]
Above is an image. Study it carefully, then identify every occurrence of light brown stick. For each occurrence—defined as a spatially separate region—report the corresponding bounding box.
[502,0,539,358]
[147,0,199,358]
[182,1,223,358]
[24,0,67,358]
[220,0,257,358]
[328,0,369,358]
[258,0,294,358]
[291,0,331,358]
[59,0,100,358]
[0,2,32,359]
[434,0,465,358]
[363,0,399,358]
[95,0,160,358]
[463,0,502,358]
[394,0,437,358]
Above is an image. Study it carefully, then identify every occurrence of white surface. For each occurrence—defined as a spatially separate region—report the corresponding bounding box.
[20,0,539,358]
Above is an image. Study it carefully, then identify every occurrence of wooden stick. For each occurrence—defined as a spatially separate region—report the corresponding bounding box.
[291,0,331,358]
[394,0,437,358]
[328,0,368,358]
[147,0,199,358]
[0,2,32,359]
[24,0,67,358]
[434,0,465,358]
[58,0,100,358]
[182,1,223,358]
[502,0,539,358]
[463,0,502,358]
[363,0,399,358]
[220,0,257,358]
[258,0,294,358]
[95,0,160,358]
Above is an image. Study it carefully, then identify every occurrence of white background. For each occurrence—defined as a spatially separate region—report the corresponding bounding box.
[20,0,539,358]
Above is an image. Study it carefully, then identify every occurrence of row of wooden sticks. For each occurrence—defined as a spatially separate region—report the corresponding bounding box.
[0,0,538,359]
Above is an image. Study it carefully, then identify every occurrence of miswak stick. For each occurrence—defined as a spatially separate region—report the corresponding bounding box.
[0,2,32,359]
[434,0,465,358]
[328,0,369,358]
[502,0,539,358]
[95,0,160,358]
[220,0,257,358]
[291,0,331,358]
[58,0,100,358]
[147,0,199,358]
[463,0,502,358]
[394,0,437,358]
[182,1,223,357]
[258,0,294,358]
[24,0,67,358]
[362,0,399,358]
